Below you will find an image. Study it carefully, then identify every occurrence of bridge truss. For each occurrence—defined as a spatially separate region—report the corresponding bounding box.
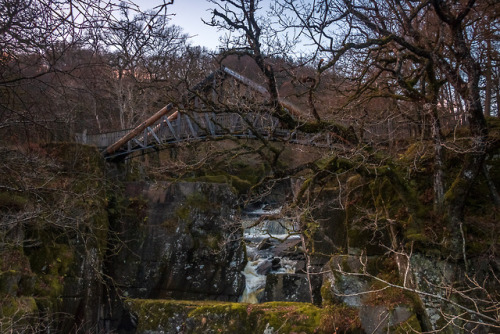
[75,66,466,160]
[77,66,335,160]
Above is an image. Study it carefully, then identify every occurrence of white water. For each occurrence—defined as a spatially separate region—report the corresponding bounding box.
[239,205,299,304]
[239,256,267,304]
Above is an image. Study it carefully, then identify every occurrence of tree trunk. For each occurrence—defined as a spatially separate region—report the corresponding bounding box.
[483,163,500,207]
[484,38,492,117]
[431,106,445,212]
[445,98,487,256]
[118,71,126,130]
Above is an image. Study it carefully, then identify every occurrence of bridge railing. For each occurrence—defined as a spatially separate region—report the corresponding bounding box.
[74,109,469,159]
[126,111,280,156]
[75,128,133,148]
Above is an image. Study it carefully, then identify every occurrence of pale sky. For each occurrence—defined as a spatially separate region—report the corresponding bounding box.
[133,0,287,51]
[135,0,224,50]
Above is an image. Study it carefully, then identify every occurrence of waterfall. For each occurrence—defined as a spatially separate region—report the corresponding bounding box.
[239,204,300,304]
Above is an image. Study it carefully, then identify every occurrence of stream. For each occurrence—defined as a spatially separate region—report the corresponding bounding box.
[239,203,304,304]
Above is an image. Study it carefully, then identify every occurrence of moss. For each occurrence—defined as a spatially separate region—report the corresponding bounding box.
[320,280,335,306]
[200,234,222,250]
[175,205,191,222]
[315,154,343,171]
[185,192,214,212]
[126,299,219,331]
[399,142,432,165]
[190,174,227,184]
[228,175,253,194]
[188,302,250,332]
[0,192,28,211]
[29,242,74,299]
[183,168,261,195]
[391,314,422,333]
[319,305,361,333]
[0,296,39,332]
[126,299,362,333]
[405,232,431,245]
[161,218,179,231]
[0,143,110,332]
[231,161,266,185]
[364,284,409,309]
[173,191,217,227]
[0,296,38,319]
[0,271,19,296]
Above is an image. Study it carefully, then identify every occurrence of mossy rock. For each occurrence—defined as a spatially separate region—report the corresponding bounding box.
[126,299,362,333]
[174,191,219,224]
[0,296,38,332]
[391,314,422,333]
[184,173,255,195]
[28,242,74,299]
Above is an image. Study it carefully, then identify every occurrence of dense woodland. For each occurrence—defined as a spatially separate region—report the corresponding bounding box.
[1,0,500,333]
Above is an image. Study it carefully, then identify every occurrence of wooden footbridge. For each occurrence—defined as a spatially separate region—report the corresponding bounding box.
[75,66,466,160]
[76,66,340,160]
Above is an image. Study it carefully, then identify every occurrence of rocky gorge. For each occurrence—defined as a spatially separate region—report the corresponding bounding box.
[1,141,499,333]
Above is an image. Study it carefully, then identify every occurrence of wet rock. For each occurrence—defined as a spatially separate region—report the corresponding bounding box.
[410,254,459,332]
[293,260,307,274]
[323,255,370,307]
[322,255,422,333]
[256,260,272,275]
[271,257,281,271]
[261,273,312,303]
[115,182,245,301]
[271,238,302,258]
[257,237,273,250]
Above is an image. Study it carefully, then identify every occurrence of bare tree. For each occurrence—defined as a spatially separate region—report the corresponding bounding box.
[0,0,179,141]
[101,4,188,129]
[277,0,498,255]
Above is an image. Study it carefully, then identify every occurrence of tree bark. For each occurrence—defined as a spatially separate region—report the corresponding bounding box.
[483,163,500,207]
[485,38,492,117]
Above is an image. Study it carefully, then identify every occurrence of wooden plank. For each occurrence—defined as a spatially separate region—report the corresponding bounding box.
[105,104,176,155]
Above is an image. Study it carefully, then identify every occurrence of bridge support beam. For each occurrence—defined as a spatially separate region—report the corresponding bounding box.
[104,103,175,155]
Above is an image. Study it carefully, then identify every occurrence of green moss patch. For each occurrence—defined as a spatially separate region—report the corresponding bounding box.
[0,192,28,211]
[127,299,362,333]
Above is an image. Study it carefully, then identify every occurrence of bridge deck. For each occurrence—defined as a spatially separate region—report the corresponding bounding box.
[74,66,467,160]
[78,110,338,160]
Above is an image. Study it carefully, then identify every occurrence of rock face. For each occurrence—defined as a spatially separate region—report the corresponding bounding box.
[262,273,312,303]
[105,181,247,330]
[0,144,108,333]
[5,143,497,333]
[321,255,421,334]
